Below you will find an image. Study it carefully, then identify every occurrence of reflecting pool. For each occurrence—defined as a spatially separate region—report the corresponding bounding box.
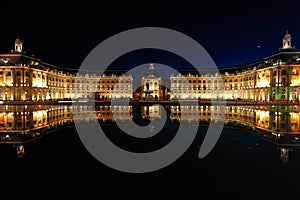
[0,104,300,198]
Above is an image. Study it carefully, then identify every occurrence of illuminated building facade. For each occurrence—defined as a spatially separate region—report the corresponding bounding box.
[170,32,300,102]
[0,37,133,101]
[1,32,300,102]
[140,63,162,99]
[75,72,133,100]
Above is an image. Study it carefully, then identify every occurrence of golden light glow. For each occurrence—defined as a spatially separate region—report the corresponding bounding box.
[32,110,47,127]
[257,78,270,87]
[256,110,269,129]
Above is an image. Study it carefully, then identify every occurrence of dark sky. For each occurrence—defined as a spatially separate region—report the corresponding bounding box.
[1,0,300,69]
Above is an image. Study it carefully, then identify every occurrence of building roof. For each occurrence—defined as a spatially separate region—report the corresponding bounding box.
[15,38,22,44]
[142,64,161,78]
[174,46,300,76]
[0,53,67,71]
[0,52,130,76]
[263,48,300,64]
[1,32,300,76]
[283,31,291,40]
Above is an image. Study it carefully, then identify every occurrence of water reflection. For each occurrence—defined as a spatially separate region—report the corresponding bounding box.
[16,145,25,158]
[0,104,300,164]
[171,105,300,165]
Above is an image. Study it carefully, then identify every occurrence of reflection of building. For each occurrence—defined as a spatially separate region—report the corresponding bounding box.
[170,105,300,165]
[1,104,299,164]
[0,105,132,138]
[0,105,72,132]
[0,105,133,158]
[16,145,25,158]
[141,105,161,119]
[170,105,300,134]
[280,148,289,165]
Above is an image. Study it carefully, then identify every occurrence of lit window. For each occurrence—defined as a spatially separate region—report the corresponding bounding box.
[293,69,298,75]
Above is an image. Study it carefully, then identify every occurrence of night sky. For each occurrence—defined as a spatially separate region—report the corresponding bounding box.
[1,0,300,69]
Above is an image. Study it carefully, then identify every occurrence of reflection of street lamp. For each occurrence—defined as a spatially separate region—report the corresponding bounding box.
[24,91,27,101]
[5,91,7,101]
